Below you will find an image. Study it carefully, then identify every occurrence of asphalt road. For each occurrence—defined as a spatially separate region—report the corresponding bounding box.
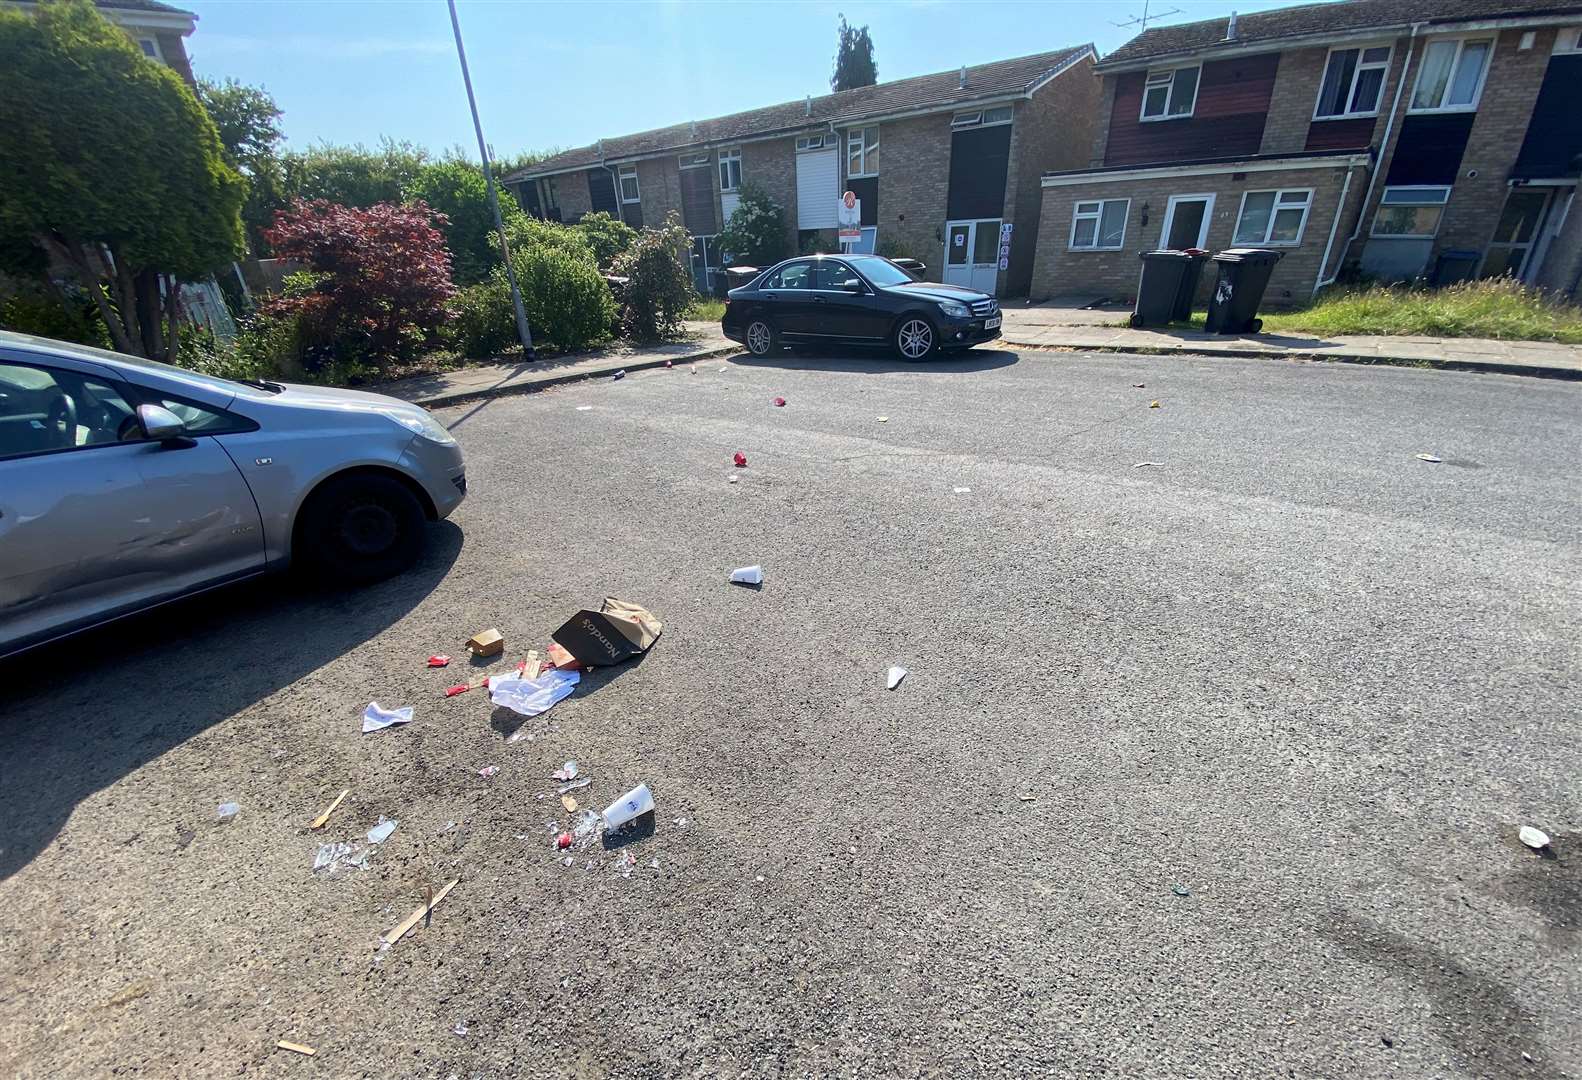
[1,347,1578,1079]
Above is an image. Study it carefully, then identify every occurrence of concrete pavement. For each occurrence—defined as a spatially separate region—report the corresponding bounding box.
[3,349,1578,1077]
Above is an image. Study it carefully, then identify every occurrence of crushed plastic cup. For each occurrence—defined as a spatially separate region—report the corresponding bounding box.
[1520,825,1551,849]
[367,818,398,845]
[478,765,499,779]
[217,801,240,821]
[601,783,655,830]
[729,565,764,585]
[612,369,627,381]
[733,452,748,468]
[552,760,579,782]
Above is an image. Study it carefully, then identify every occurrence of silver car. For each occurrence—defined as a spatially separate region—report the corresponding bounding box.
[0,331,465,658]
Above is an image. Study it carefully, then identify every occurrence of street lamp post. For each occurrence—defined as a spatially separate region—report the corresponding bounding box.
[446,0,535,360]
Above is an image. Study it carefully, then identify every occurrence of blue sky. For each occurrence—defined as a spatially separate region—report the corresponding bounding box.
[184,0,1310,159]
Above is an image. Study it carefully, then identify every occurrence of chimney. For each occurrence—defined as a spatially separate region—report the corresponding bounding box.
[689,120,698,138]
[959,65,968,89]
[1225,11,1238,40]
[596,138,604,158]
[805,94,812,116]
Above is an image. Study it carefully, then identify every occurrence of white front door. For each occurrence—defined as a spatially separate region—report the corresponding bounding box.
[943,219,1000,294]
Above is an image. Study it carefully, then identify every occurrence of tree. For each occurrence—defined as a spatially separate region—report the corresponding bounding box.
[196,77,285,257]
[612,214,695,343]
[831,15,877,92]
[281,140,430,208]
[405,159,522,285]
[0,0,245,359]
[262,199,455,369]
[717,183,790,266]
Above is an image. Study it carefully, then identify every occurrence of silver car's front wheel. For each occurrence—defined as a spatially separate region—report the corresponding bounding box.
[895,318,935,361]
[746,320,775,356]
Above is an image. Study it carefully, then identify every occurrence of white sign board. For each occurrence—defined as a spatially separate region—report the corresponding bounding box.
[837,195,861,227]
[999,222,1014,243]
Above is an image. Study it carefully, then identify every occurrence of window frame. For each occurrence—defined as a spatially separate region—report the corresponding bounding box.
[1409,36,1494,114]
[1312,43,1394,120]
[1068,198,1130,251]
[1370,185,1452,238]
[1232,188,1314,246]
[951,105,1013,129]
[1161,192,1216,249]
[1140,65,1201,122]
[618,165,640,204]
[847,125,879,178]
[0,362,140,463]
[763,260,814,290]
[718,147,742,192]
[137,36,163,61]
[678,152,711,169]
[1556,27,1582,53]
[795,134,829,152]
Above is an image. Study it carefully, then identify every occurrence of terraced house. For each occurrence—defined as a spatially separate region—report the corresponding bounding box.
[1030,0,1582,306]
[502,47,1101,297]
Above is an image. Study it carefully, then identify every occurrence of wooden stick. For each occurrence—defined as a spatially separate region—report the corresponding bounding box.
[523,649,543,680]
[310,789,350,830]
[276,1041,316,1056]
[382,879,459,946]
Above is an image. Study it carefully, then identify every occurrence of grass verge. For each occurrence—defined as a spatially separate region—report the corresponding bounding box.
[686,297,726,322]
[1261,279,1582,343]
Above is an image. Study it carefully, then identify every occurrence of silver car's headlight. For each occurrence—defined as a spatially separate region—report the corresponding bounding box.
[937,300,970,318]
[385,409,457,446]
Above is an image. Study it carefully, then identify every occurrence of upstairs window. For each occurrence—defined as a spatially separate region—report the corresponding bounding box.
[137,37,162,61]
[1314,45,1392,118]
[618,166,640,204]
[718,148,742,192]
[1234,189,1313,245]
[796,134,829,151]
[678,152,710,169]
[847,126,879,177]
[951,105,1013,128]
[1411,38,1493,112]
[1140,65,1199,120]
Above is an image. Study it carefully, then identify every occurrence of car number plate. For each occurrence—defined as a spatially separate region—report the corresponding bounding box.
[984,316,1002,329]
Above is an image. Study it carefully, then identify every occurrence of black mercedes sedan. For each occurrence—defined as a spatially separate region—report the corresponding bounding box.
[721,254,1001,361]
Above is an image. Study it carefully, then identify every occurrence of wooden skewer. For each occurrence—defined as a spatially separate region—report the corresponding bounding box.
[276,1040,316,1056]
[310,789,349,830]
[381,879,459,946]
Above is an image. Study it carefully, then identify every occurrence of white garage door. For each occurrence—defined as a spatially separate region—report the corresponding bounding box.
[795,147,838,229]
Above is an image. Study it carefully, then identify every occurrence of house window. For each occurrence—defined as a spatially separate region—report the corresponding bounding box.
[1140,66,1200,120]
[1556,27,1582,53]
[539,177,560,215]
[1234,189,1313,245]
[796,134,829,151]
[618,166,640,204]
[678,152,710,169]
[1372,186,1451,237]
[1410,38,1493,112]
[1314,45,1392,118]
[847,126,879,177]
[1069,199,1129,250]
[137,37,162,61]
[951,106,1013,128]
[718,148,742,192]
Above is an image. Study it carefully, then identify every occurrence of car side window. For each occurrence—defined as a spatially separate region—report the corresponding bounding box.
[766,263,811,290]
[145,393,253,435]
[0,362,138,461]
[815,262,864,290]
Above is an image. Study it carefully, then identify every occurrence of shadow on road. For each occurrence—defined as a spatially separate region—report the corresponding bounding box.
[0,522,463,882]
[731,346,1020,376]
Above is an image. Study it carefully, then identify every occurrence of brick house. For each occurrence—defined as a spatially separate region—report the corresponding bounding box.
[4,0,199,83]
[502,47,1101,297]
[1029,0,1582,307]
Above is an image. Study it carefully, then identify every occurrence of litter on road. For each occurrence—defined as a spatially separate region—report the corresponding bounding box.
[887,666,908,690]
[367,818,398,845]
[602,783,655,830]
[1132,383,1146,388]
[1416,453,1443,463]
[1149,401,1161,409]
[576,405,593,411]
[773,397,786,407]
[552,597,663,667]
[313,841,369,873]
[427,655,451,668]
[558,777,592,794]
[1133,461,1164,469]
[478,766,499,779]
[612,369,626,381]
[488,668,580,718]
[730,565,764,585]
[310,789,350,830]
[276,1041,316,1057]
[443,683,473,698]
[555,831,572,849]
[734,452,748,468]
[953,487,972,493]
[561,795,578,812]
[876,416,889,423]
[546,643,580,671]
[1171,884,1191,897]
[382,879,459,946]
[1520,825,1551,849]
[216,802,239,821]
[553,760,579,782]
[466,628,505,657]
[362,703,414,733]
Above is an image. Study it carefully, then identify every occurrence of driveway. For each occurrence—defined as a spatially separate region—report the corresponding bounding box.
[2,347,1578,1078]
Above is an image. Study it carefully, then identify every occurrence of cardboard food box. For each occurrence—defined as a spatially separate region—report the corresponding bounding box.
[551,598,663,667]
[466,628,505,657]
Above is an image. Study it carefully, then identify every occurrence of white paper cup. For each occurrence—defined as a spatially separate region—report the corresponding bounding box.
[602,783,655,830]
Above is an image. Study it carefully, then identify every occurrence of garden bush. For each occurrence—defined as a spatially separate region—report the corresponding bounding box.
[502,214,596,265]
[449,246,614,357]
[0,287,106,346]
[717,183,789,266]
[577,211,637,267]
[613,214,696,342]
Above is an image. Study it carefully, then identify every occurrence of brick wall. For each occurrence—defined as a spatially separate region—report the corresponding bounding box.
[876,112,952,279]
[635,157,682,230]
[556,171,594,221]
[1088,75,1119,167]
[741,137,798,254]
[1004,55,1102,296]
[1259,46,1328,155]
[1030,163,1360,305]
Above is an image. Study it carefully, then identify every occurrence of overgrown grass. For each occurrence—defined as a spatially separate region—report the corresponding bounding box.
[1260,279,1582,343]
[686,297,726,322]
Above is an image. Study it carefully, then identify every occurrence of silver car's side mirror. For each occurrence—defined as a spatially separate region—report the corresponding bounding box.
[137,403,187,441]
